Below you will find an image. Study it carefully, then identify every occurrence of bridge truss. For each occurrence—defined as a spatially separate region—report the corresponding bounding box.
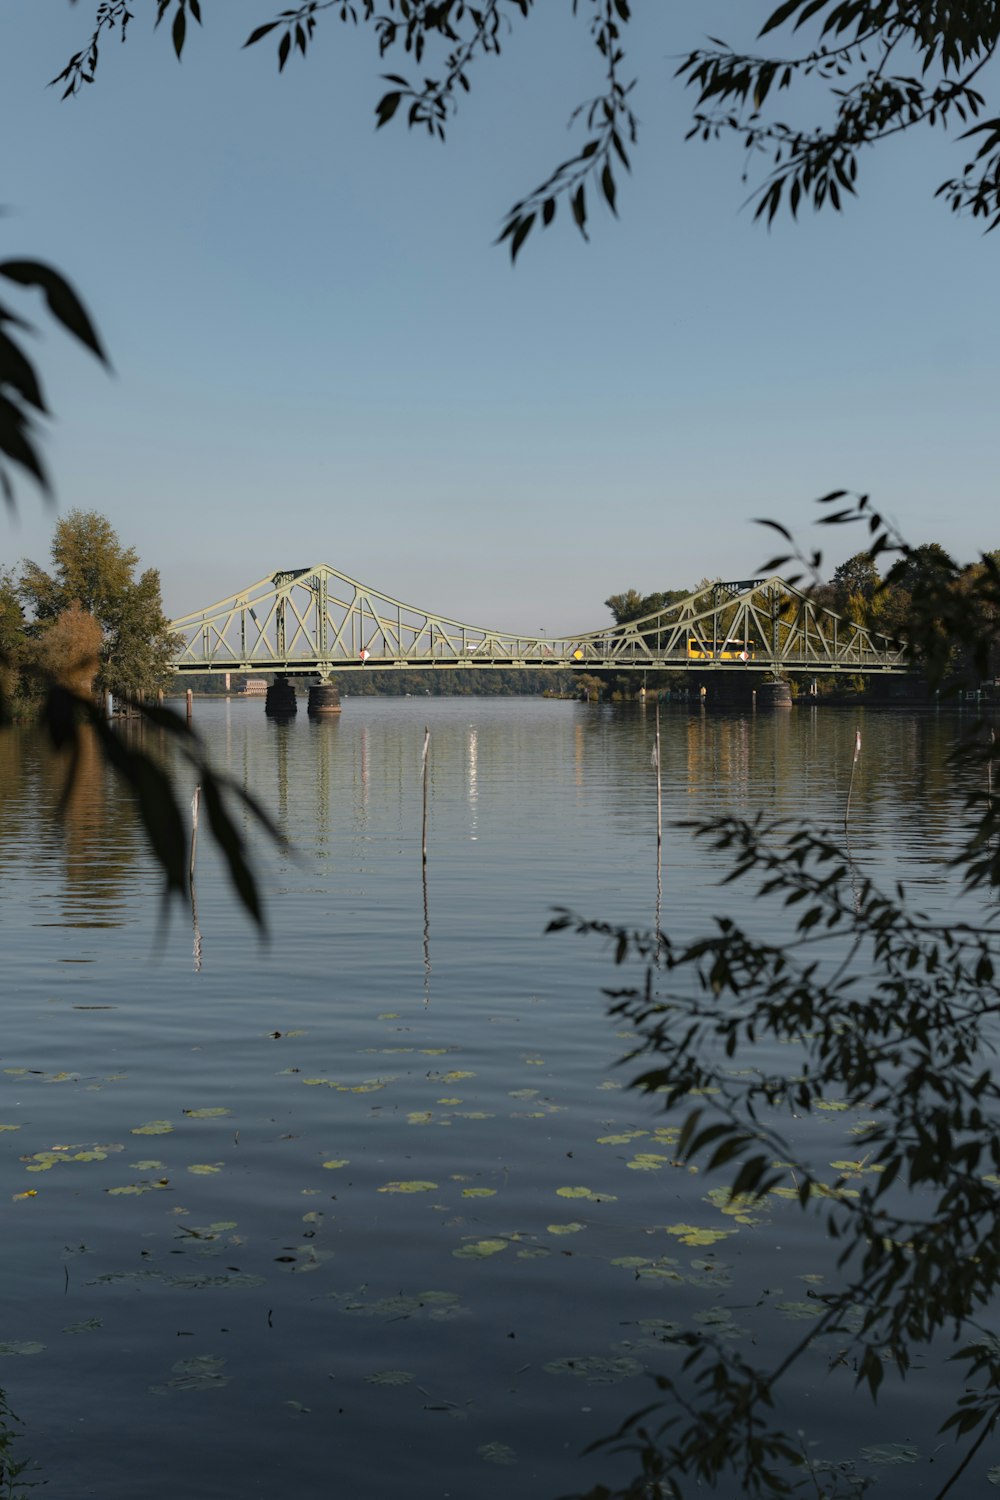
[168,566,908,678]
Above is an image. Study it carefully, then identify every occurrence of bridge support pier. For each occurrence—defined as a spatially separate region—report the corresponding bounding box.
[756,678,792,709]
[265,673,297,717]
[308,680,341,716]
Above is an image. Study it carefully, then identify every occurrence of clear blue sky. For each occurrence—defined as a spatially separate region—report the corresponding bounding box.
[2,2,998,635]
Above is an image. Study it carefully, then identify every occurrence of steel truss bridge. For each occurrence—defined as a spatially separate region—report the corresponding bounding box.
[168,566,908,679]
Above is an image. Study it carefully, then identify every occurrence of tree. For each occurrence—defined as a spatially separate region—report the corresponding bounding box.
[32,601,103,696]
[831,551,881,608]
[19,509,180,699]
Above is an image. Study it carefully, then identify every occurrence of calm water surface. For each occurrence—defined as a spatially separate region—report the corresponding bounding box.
[0,698,995,1498]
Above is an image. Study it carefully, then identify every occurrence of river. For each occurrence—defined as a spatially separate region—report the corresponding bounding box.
[0,697,995,1498]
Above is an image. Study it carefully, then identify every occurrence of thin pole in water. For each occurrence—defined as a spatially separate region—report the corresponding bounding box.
[654,701,663,862]
[421,726,430,868]
[421,727,431,1003]
[190,785,202,972]
[844,726,862,831]
[653,701,663,943]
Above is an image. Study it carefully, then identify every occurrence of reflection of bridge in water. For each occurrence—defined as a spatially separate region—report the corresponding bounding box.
[169,566,908,679]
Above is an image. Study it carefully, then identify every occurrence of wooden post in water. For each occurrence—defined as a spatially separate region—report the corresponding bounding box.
[421,727,431,1003]
[190,785,201,887]
[186,688,193,723]
[844,726,862,831]
[653,701,663,943]
[421,726,430,867]
[190,785,202,972]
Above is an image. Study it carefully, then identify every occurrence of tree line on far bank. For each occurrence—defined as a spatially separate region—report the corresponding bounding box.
[1,509,177,721]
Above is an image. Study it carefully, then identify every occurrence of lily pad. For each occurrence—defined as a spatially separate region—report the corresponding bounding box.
[151,1354,230,1393]
[365,1370,414,1386]
[543,1355,643,1384]
[453,1239,507,1259]
[0,1341,45,1356]
[131,1121,174,1136]
[377,1180,437,1194]
[664,1224,733,1247]
[478,1442,517,1466]
[860,1445,919,1465]
[182,1107,231,1119]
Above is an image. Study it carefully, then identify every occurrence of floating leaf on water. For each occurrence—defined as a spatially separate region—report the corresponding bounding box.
[440,1071,475,1082]
[302,1078,333,1087]
[664,1224,733,1247]
[611,1256,650,1270]
[815,1100,850,1112]
[860,1445,919,1465]
[547,1223,586,1236]
[62,1318,102,1334]
[596,1131,647,1146]
[182,1108,231,1119]
[508,1089,538,1101]
[704,1187,767,1225]
[12,1190,38,1200]
[331,1289,465,1321]
[478,1442,517,1466]
[106,1182,165,1196]
[419,1048,449,1056]
[407,1112,434,1126]
[284,1400,311,1413]
[524,1057,544,1067]
[0,1124,22,1132]
[131,1160,166,1171]
[187,1164,222,1176]
[302,1211,323,1224]
[131,1121,174,1136]
[365,1370,414,1386]
[543,1355,643,1384]
[461,1187,497,1199]
[987,1466,1000,1487]
[322,1159,349,1170]
[437,1097,462,1106]
[776,1301,824,1320]
[377,1181,438,1194]
[453,1239,507,1259]
[627,1153,672,1172]
[153,1355,230,1392]
[377,1013,399,1020]
[165,1272,264,1290]
[0,1341,45,1356]
[597,1081,622,1091]
[556,1186,617,1203]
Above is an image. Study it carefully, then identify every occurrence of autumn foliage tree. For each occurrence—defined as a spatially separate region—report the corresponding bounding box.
[19,509,179,700]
